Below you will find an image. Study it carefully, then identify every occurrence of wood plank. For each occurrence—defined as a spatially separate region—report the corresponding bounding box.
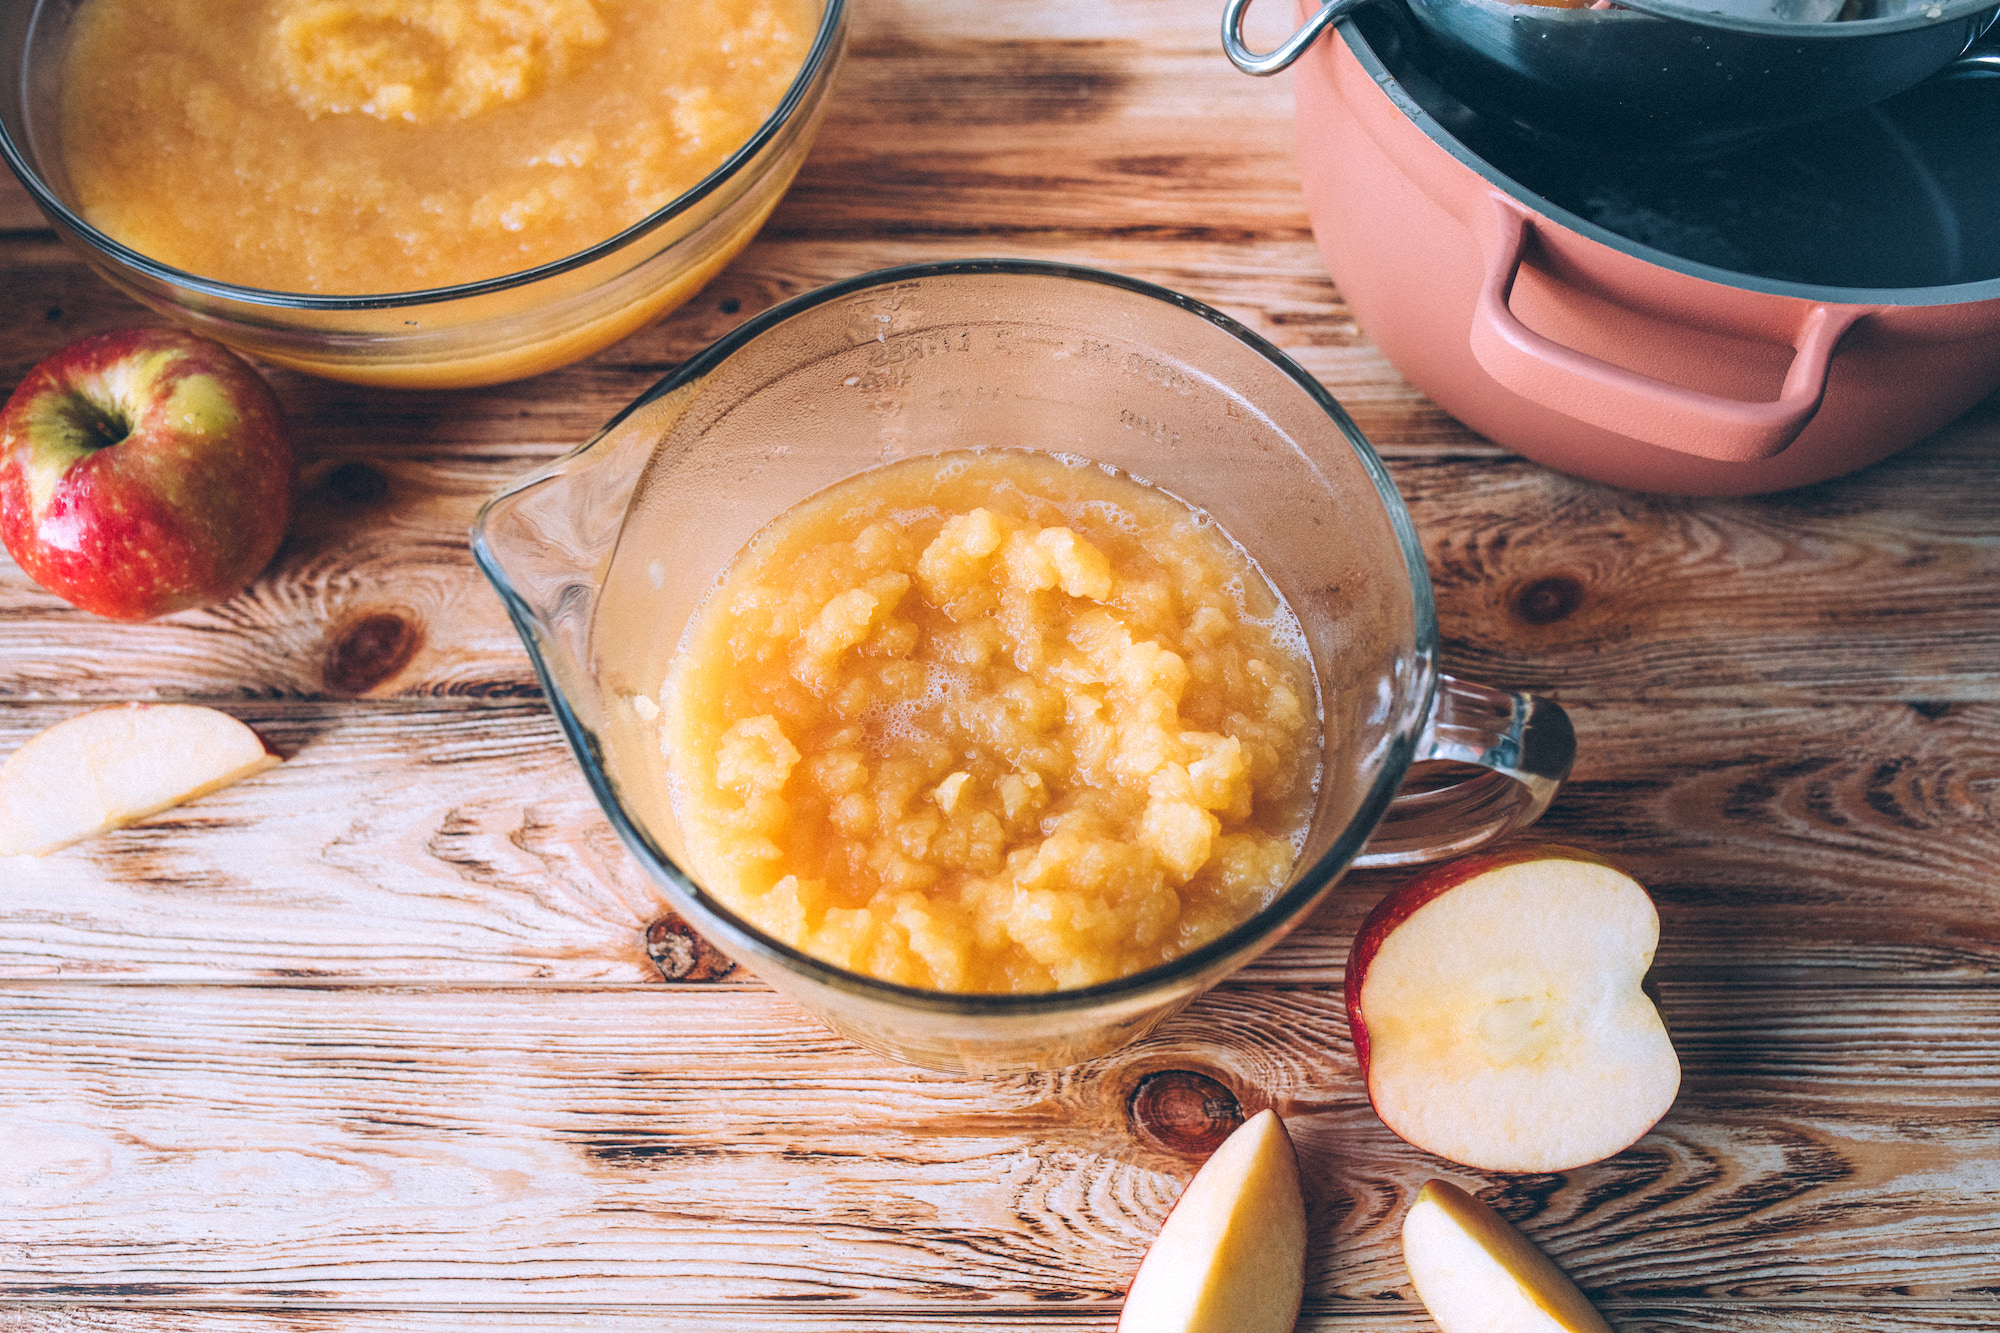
[0,703,662,981]
[0,166,39,234]
[776,111,1305,242]
[850,0,1308,46]
[1404,432,2000,705]
[0,377,1995,705]
[1314,695,2000,984]
[780,0,1311,240]
[1,1309,1994,1333]
[0,237,1382,455]
[3,699,1996,981]
[1,983,1994,1304]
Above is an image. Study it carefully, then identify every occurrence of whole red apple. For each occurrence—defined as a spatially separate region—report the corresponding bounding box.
[0,326,294,621]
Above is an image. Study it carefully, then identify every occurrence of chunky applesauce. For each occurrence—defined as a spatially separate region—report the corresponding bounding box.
[57,0,813,293]
[656,450,1321,993]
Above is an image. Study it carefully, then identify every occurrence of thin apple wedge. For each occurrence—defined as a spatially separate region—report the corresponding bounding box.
[0,703,279,857]
[1402,1179,1612,1333]
[1117,1107,1307,1333]
[1346,843,1679,1172]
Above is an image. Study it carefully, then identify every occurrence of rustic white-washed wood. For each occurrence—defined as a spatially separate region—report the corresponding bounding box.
[0,984,1995,1305]
[4,701,1995,980]
[3,416,1997,703]
[3,0,1998,1324]
[0,704,663,980]
[2,1311,1995,1333]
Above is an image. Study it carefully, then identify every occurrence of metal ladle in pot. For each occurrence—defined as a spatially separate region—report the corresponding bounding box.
[1225,0,2000,149]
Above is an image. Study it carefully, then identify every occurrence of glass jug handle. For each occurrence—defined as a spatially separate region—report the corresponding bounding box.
[1352,674,1575,869]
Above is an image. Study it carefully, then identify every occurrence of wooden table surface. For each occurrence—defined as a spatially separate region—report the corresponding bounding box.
[5,2,1998,1329]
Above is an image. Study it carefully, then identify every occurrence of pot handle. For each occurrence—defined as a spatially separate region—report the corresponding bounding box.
[1941,8,2000,74]
[1352,675,1575,869]
[1223,0,1372,75]
[1470,195,1872,463]
[1940,50,2000,77]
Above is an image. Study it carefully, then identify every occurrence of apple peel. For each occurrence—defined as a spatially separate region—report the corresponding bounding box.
[0,704,279,857]
[1347,843,1679,1173]
[1402,1179,1612,1333]
[1118,1107,1307,1333]
[0,326,294,622]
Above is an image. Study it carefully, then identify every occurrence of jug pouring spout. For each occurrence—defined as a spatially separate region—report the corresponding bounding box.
[473,381,704,726]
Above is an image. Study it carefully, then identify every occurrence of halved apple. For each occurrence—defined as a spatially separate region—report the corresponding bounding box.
[1346,843,1679,1172]
[0,703,279,857]
[1402,1179,1612,1333]
[1117,1107,1307,1333]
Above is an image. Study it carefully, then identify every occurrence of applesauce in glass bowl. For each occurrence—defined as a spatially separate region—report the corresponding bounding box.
[474,261,1575,1072]
[658,447,1326,995]
[0,0,847,388]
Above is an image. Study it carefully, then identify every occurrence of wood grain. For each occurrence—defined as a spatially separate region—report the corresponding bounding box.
[3,0,1998,1325]
[4,700,1994,980]
[0,703,662,981]
[1,1314,1995,1333]
[3,416,1997,703]
[1,984,1994,1305]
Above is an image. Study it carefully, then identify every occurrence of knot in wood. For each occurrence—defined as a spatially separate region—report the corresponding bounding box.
[327,462,389,504]
[646,913,738,981]
[1511,574,1585,626]
[1129,1070,1243,1157]
[324,610,422,695]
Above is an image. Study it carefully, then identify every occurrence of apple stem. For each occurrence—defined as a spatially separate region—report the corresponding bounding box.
[74,402,130,451]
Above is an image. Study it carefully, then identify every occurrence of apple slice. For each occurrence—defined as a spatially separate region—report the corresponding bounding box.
[0,704,279,857]
[1346,843,1679,1172]
[1117,1107,1306,1333]
[1402,1179,1612,1333]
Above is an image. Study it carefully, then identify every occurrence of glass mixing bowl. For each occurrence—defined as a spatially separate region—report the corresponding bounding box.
[473,261,1575,1073]
[0,0,847,389]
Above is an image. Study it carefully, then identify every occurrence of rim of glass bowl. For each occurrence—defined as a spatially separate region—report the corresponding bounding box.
[473,259,1442,1018]
[0,0,847,310]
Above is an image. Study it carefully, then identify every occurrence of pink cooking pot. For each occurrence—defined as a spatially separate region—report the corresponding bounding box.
[1287,5,2000,495]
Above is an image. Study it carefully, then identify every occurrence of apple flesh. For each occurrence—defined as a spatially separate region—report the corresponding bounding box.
[1346,843,1679,1172]
[0,326,293,621]
[1117,1108,1306,1333]
[1402,1179,1612,1333]
[0,704,280,857]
